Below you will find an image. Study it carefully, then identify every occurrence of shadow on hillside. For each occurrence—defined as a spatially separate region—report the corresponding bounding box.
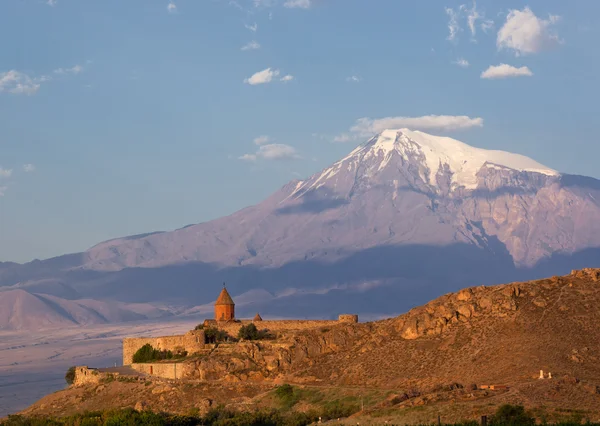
[2,240,600,319]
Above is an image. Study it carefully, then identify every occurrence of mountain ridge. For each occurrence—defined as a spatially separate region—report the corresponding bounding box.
[1,129,600,320]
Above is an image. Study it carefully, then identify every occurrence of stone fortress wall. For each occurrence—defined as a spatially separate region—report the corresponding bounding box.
[122,330,206,365]
[203,315,358,337]
[122,315,358,366]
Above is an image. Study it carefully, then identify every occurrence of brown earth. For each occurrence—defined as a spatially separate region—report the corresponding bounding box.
[13,269,600,424]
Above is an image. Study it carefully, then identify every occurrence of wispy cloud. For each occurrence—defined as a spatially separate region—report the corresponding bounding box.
[54,64,84,75]
[453,58,470,68]
[240,144,300,161]
[254,135,271,145]
[23,164,36,173]
[46,0,57,6]
[167,2,177,13]
[0,168,12,178]
[244,68,280,85]
[245,23,258,32]
[335,115,484,141]
[284,0,311,9]
[280,74,294,82]
[241,41,261,51]
[481,64,533,79]
[346,75,362,83]
[0,186,6,196]
[445,6,463,41]
[0,71,44,95]
[497,7,562,56]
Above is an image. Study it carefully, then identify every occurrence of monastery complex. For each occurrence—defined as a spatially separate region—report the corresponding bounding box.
[121,286,359,367]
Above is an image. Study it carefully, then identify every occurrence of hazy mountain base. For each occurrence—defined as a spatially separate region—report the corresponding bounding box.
[3,243,600,329]
[0,319,198,418]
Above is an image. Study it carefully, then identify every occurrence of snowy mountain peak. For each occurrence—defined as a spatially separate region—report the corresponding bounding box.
[359,129,558,190]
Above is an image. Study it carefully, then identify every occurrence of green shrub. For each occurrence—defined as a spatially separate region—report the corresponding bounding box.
[490,404,535,426]
[64,366,76,385]
[237,323,268,341]
[131,344,184,363]
[274,384,299,410]
[204,327,231,344]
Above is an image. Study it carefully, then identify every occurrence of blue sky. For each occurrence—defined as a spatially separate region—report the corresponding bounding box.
[0,0,598,262]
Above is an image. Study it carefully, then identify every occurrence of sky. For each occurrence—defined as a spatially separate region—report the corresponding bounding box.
[0,0,598,263]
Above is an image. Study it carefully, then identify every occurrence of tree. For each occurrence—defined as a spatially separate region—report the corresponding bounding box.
[65,366,76,385]
[204,327,230,344]
[238,323,260,340]
[490,404,535,426]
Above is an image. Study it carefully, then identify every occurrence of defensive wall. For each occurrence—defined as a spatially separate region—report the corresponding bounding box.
[204,314,359,337]
[130,362,185,380]
[122,330,206,365]
[122,315,358,366]
[73,366,102,386]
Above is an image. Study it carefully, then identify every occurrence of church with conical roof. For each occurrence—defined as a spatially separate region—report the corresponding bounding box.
[215,284,235,321]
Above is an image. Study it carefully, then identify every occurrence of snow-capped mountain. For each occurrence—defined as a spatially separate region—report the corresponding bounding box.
[2,129,600,318]
[82,129,599,270]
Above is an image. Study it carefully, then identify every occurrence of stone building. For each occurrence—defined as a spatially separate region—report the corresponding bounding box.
[121,285,358,370]
[215,285,235,321]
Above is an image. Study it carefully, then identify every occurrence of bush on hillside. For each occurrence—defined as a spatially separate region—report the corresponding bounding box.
[237,323,268,341]
[65,366,76,385]
[204,327,231,344]
[490,404,535,426]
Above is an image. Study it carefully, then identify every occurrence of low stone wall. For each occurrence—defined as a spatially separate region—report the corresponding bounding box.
[131,362,185,380]
[123,330,206,365]
[73,366,102,386]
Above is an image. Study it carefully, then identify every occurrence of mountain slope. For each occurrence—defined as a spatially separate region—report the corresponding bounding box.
[82,129,600,270]
[1,129,600,318]
[0,289,173,330]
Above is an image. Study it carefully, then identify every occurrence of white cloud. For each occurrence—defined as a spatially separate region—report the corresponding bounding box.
[244,68,280,85]
[241,41,261,51]
[497,7,561,56]
[245,23,258,32]
[254,135,271,145]
[23,164,36,173]
[167,2,177,13]
[0,168,12,178]
[466,2,480,37]
[284,0,311,9]
[0,70,42,95]
[240,144,300,161]
[445,6,463,41]
[46,0,57,6]
[54,64,83,75]
[280,74,294,82]
[335,115,484,141]
[254,0,277,6]
[346,75,362,83]
[0,186,6,196]
[481,19,494,33]
[333,133,353,143]
[453,58,470,68]
[481,64,533,79]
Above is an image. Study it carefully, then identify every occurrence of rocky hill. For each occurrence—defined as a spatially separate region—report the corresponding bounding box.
[2,129,600,320]
[16,269,600,424]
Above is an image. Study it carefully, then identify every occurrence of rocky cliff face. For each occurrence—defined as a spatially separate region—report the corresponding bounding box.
[174,269,600,392]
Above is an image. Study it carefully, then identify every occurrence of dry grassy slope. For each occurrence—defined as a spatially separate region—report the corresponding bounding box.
[286,269,600,390]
